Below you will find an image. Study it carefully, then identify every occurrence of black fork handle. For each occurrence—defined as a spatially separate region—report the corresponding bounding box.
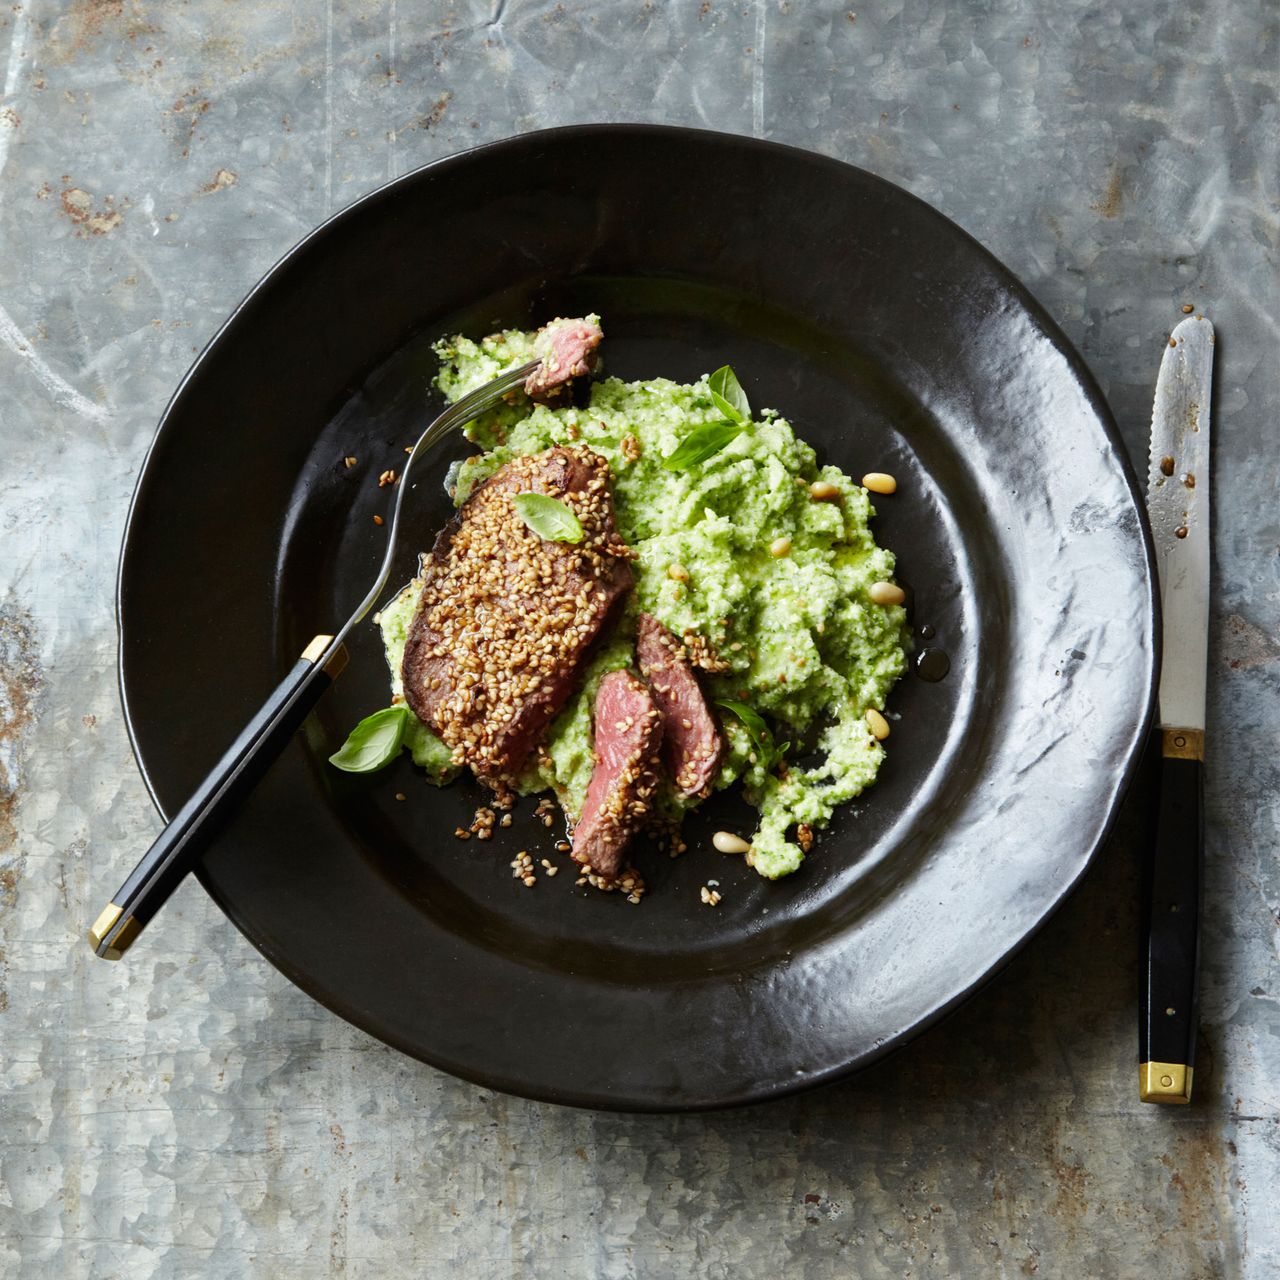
[88,636,347,959]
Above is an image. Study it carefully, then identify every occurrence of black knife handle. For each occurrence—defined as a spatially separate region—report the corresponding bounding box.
[87,635,348,959]
[1139,731,1203,1103]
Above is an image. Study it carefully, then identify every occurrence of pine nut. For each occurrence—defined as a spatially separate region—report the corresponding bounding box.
[712,831,752,854]
[862,472,897,494]
[769,536,792,557]
[809,480,840,501]
[866,708,890,740]
[667,563,690,582]
[869,581,905,606]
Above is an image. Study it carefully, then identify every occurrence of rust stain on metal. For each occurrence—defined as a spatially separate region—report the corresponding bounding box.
[1091,162,1125,219]
[1221,613,1279,672]
[199,168,238,195]
[59,185,124,235]
[1044,1125,1091,1227]
[1161,1127,1231,1244]
[0,605,42,855]
[48,0,161,64]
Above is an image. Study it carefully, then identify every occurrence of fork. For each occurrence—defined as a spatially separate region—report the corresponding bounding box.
[88,359,540,959]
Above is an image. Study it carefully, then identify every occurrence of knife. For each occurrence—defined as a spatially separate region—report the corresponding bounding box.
[1140,314,1213,1105]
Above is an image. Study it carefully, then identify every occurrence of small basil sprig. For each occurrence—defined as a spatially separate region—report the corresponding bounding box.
[708,365,751,423]
[662,420,744,471]
[717,700,789,769]
[329,705,409,773]
[512,492,585,543]
[662,365,753,471]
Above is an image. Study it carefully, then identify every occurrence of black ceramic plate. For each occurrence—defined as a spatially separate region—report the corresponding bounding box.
[118,125,1156,1111]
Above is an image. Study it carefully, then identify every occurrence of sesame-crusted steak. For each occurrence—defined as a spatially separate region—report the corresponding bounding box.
[635,612,724,797]
[571,670,664,880]
[401,446,633,779]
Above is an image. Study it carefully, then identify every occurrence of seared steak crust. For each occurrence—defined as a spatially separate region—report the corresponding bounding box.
[401,446,632,779]
[636,612,724,796]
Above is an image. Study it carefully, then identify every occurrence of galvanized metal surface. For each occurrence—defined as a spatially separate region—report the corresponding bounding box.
[1,2,1276,1276]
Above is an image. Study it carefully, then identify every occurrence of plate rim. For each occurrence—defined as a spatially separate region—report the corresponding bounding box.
[115,123,1160,1110]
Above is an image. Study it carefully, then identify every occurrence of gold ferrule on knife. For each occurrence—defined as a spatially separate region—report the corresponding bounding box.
[1140,1060,1194,1104]
[1162,727,1204,761]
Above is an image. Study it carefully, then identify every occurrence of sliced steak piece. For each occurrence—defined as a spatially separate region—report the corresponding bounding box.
[524,317,603,404]
[636,612,724,797]
[401,446,633,779]
[571,670,664,880]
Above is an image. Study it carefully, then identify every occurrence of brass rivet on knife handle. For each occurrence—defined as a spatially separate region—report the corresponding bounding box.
[1162,727,1204,761]
[301,633,349,678]
[1140,1060,1194,1104]
[87,903,143,960]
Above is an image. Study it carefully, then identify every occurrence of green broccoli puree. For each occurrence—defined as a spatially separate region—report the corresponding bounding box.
[379,322,907,879]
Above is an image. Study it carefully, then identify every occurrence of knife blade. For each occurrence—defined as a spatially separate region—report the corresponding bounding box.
[1140,314,1213,1105]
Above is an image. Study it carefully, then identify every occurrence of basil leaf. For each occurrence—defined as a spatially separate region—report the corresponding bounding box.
[662,420,744,471]
[708,365,751,423]
[511,492,585,543]
[329,705,409,773]
[716,699,775,763]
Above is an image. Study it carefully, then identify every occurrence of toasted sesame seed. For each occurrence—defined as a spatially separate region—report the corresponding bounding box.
[373,514,384,526]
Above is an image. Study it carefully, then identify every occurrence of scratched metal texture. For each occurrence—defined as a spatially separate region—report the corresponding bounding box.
[1,2,1276,1277]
